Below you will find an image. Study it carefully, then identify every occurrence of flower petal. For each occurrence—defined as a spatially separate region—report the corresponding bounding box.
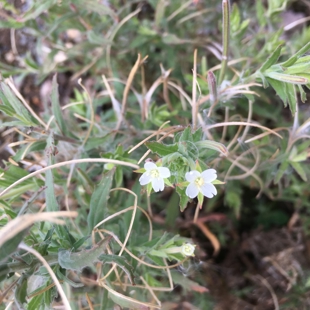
[139,172,152,185]
[200,183,217,198]
[144,162,157,171]
[157,167,171,178]
[201,169,217,183]
[185,170,201,182]
[152,178,164,192]
[185,183,199,198]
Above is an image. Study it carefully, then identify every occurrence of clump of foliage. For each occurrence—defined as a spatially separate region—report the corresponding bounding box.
[1,0,310,309]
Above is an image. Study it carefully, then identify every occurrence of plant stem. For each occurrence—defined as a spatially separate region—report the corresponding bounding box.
[218,0,230,84]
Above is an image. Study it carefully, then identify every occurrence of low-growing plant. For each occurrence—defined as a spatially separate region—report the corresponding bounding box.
[1,0,310,309]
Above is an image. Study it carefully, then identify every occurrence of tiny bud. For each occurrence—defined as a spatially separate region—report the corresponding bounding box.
[207,71,218,103]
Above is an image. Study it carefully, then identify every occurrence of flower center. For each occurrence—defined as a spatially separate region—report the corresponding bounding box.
[194,177,204,187]
[150,169,159,178]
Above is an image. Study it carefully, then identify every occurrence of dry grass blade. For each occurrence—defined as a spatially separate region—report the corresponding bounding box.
[206,121,282,139]
[19,242,72,310]
[0,158,139,198]
[0,211,77,247]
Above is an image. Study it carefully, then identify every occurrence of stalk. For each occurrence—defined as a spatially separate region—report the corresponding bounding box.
[218,0,230,84]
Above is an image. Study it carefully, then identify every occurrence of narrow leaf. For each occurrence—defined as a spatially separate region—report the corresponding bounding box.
[145,141,178,157]
[281,41,310,67]
[51,75,67,135]
[274,161,289,184]
[285,83,297,114]
[87,168,115,233]
[265,72,308,85]
[259,44,283,72]
[290,161,307,181]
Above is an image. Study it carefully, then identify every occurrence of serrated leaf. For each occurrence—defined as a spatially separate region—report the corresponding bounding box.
[51,75,67,135]
[87,168,115,232]
[58,237,111,272]
[145,141,178,156]
[192,127,203,142]
[259,44,283,72]
[178,127,193,142]
[290,161,307,181]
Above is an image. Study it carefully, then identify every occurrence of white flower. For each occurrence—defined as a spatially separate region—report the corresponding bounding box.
[185,169,217,199]
[181,243,196,257]
[139,162,171,192]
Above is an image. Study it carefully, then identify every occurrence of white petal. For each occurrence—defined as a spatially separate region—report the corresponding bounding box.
[201,169,217,183]
[144,162,157,171]
[185,170,201,182]
[152,178,164,192]
[139,172,152,185]
[200,183,217,198]
[157,167,171,178]
[185,183,199,198]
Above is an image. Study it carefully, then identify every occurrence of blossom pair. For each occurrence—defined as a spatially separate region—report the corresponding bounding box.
[139,162,217,199]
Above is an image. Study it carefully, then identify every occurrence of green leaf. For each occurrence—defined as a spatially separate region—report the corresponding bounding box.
[259,44,283,72]
[12,140,46,162]
[290,161,307,181]
[51,75,67,136]
[284,62,310,75]
[281,41,310,67]
[87,168,115,233]
[195,140,228,156]
[256,0,266,27]
[165,192,180,227]
[15,274,28,308]
[98,254,135,284]
[298,85,307,103]
[56,266,84,288]
[176,187,189,212]
[192,127,203,142]
[145,141,178,156]
[58,238,111,272]
[22,0,58,21]
[45,134,59,213]
[230,3,240,33]
[0,230,27,262]
[27,290,44,309]
[178,127,193,142]
[274,160,289,184]
[72,236,90,251]
[0,82,38,126]
[264,72,308,84]
[285,83,297,114]
[266,78,288,105]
